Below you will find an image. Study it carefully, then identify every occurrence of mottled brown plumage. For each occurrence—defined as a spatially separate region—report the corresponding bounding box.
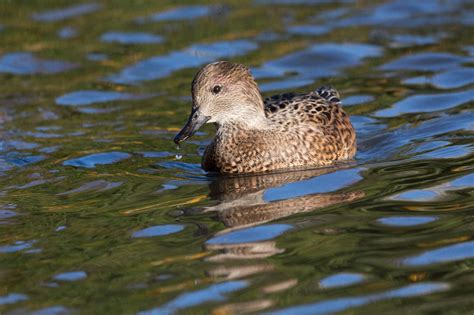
[174,61,357,174]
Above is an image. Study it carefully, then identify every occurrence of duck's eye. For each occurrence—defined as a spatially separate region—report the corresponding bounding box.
[212,85,222,94]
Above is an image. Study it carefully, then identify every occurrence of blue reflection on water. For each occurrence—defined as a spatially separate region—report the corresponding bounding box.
[343,95,375,106]
[58,26,78,39]
[380,52,470,72]
[403,241,474,266]
[32,3,102,22]
[404,67,474,89]
[375,89,474,117]
[377,216,437,227]
[138,281,248,315]
[207,224,293,244]
[63,152,131,168]
[101,32,164,44]
[30,305,71,315]
[53,271,87,281]
[264,168,362,202]
[388,33,445,48]
[391,189,438,202]
[132,225,184,238]
[252,43,381,90]
[255,0,353,5]
[0,293,28,305]
[56,90,146,106]
[319,273,365,289]
[270,282,449,315]
[107,40,258,84]
[0,209,18,220]
[449,173,474,188]
[0,52,77,75]
[417,144,471,160]
[287,25,331,36]
[0,240,36,253]
[333,0,467,28]
[147,5,213,22]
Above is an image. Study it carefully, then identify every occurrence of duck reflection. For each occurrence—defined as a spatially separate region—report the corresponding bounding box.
[203,164,364,231]
[193,165,364,313]
[190,164,365,262]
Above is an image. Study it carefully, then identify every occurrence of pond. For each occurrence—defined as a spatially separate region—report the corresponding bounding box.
[0,0,473,314]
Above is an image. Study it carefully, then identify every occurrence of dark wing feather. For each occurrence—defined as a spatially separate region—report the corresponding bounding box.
[263,86,343,126]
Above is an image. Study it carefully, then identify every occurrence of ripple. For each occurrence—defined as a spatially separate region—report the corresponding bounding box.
[255,0,353,5]
[253,43,382,89]
[0,209,18,220]
[86,53,107,61]
[132,224,184,238]
[403,241,474,266]
[56,90,146,106]
[379,52,471,72]
[57,180,123,195]
[259,78,314,93]
[319,273,366,289]
[138,281,248,314]
[409,141,450,154]
[63,152,131,168]
[449,173,474,189]
[101,32,164,44]
[0,240,36,253]
[264,168,362,202]
[156,161,204,174]
[388,33,446,48]
[138,151,173,158]
[404,67,474,89]
[0,293,28,305]
[53,271,87,281]
[145,5,213,22]
[287,25,332,36]
[390,189,439,202]
[0,52,78,75]
[375,89,474,117]
[30,305,71,315]
[343,94,375,106]
[32,3,102,22]
[270,282,449,315]
[58,26,78,39]
[206,224,293,245]
[1,139,39,151]
[389,172,474,202]
[465,45,474,56]
[377,216,437,227]
[334,0,467,28]
[416,144,471,160]
[107,40,258,84]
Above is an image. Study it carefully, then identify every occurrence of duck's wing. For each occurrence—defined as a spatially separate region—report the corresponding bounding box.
[263,86,343,126]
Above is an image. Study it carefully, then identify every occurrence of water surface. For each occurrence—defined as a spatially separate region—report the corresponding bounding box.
[0,1,473,314]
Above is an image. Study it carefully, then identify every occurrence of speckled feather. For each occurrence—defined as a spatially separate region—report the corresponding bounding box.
[183,61,356,174]
[202,91,356,173]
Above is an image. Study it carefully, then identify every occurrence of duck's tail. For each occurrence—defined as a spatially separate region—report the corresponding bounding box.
[316,85,341,105]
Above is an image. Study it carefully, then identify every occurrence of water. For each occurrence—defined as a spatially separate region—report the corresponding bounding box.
[0,1,473,314]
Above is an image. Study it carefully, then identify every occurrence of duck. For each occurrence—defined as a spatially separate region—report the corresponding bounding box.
[174,61,356,174]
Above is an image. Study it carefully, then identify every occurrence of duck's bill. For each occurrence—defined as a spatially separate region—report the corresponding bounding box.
[174,109,210,144]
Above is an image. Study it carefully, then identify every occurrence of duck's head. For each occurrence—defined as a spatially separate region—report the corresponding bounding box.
[174,61,264,144]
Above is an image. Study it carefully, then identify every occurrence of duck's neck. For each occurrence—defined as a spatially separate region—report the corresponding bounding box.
[215,101,270,130]
[217,113,270,131]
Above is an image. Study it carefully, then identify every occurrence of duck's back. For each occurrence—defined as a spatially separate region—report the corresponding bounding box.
[263,86,356,162]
